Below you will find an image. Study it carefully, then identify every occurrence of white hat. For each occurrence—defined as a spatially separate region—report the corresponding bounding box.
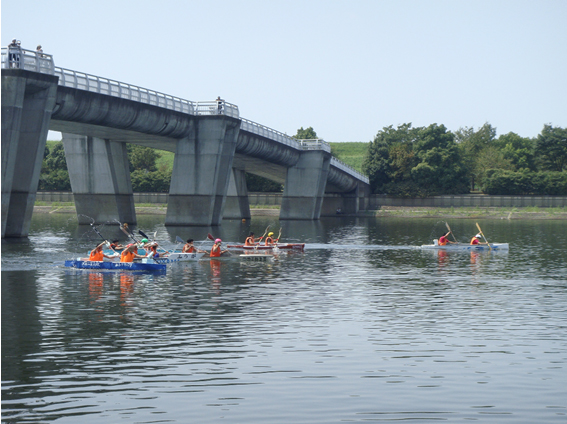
[475,233,481,238]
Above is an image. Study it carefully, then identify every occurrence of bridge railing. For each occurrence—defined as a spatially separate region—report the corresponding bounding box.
[1,47,55,74]
[330,157,369,184]
[194,101,240,119]
[240,118,303,148]
[54,67,195,114]
[297,139,332,153]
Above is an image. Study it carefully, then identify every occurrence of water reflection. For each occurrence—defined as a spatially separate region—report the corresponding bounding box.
[2,216,567,423]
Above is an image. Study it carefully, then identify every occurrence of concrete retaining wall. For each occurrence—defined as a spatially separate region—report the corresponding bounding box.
[36,192,567,208]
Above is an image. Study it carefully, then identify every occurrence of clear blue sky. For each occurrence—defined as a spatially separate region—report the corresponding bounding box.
[2,0,566,142]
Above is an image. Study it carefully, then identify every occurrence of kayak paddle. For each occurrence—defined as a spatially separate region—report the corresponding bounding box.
[475,222,492,251]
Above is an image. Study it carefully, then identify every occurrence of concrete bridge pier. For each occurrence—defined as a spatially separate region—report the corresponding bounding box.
[166,116,240,226]
[280,150,331,220]
[62,134,136,225]
[2,69,58,237]
[224,168,251,220]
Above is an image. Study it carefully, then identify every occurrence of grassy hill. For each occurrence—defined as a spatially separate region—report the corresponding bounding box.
[329,142,368,173]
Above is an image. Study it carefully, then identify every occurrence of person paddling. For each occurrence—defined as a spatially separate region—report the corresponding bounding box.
[438,231,454,246]
[120,244,144,262]
[470,233,486,245]
[86,242,116,261]
[245,232,260,246]
[182,238,206,253]
[264,232,278,246]
[210,239,229,257]
[145,242,168,259]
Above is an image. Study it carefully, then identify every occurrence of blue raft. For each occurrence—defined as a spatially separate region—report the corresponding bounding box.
[64,259,166,272]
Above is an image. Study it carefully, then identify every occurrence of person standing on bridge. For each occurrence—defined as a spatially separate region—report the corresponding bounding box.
[216,96,224,114]
[8,39,21,68]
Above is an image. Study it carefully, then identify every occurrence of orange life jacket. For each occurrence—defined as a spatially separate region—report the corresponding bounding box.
[89,250,104,261]
[210,245,221,257]
[120,251,135,262]
[438,236,447,246]
[470,237,479,245]
[183,245,195,253]
[265,237,273,246]
[245,237,255,246]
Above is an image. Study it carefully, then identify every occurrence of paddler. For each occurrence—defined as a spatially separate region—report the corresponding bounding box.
[182,238,206,254]
[109,240,125,251]
[210,239,229,257]
[264,232,278,246]
[470,233,486,245]
[120,244,144,262]
[438,232,454,246]
[86,242,117,261]
[145,242,168,259]
[245,232,260,246]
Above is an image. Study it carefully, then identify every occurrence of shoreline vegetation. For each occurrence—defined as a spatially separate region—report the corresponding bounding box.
[33,203,567,220]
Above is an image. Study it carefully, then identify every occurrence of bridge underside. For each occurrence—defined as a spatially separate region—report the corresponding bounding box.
[1,69,369,236]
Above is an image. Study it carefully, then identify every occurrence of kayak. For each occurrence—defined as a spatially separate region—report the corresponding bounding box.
[64,259,166,272]
[239,253,274,261]
[227,243,305,251]
[153,252,205,264]
[421,242,509,251]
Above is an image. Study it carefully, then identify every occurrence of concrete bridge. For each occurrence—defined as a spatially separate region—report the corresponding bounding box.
[1,47,369,237]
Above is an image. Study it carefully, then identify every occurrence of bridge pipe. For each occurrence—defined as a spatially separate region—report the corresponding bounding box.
[1,69,58,237]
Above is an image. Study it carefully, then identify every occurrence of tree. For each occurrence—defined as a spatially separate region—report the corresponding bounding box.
[128,144,161,172]
[493,132,536,171]
[535,124,567,172]
[293,127,318,139]
[362,123,470,196]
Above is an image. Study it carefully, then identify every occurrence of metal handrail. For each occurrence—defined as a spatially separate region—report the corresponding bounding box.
[330,157,369,184]
[1,47,54,73]
[2,48,367,183]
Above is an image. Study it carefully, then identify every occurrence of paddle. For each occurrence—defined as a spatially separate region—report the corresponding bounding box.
[116,221,139,244]
[475,222,492,251]
[445,222,458,243]
[258,225,270,243]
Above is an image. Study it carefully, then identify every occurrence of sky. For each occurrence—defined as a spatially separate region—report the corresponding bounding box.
[2,0,566,142]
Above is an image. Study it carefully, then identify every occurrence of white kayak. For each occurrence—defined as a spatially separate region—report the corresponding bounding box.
[153,252,205,264]
[421,241,509,251]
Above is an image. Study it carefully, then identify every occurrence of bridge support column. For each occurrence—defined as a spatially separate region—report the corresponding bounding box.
[2,69,58,237]
[62,134,136,225]
[223,168,251,220]
[280,150,331,220]
[166,116,240,226]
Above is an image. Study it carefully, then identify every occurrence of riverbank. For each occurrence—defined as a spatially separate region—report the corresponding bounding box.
[33,203,567,219]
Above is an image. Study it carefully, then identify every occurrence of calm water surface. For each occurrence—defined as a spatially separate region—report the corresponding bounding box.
[2,214,567,423]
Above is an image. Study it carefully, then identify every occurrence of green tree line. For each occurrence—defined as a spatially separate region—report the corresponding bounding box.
[362,123,567,196]
[39,123,566,196]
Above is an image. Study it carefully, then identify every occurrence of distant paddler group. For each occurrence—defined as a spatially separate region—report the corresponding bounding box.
[422,222,509,251]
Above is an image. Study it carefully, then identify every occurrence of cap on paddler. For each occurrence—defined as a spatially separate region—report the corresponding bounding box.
[141,238,149,243]
[215,238,222,243]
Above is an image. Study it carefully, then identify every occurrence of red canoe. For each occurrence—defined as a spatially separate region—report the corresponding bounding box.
[227,243,305,251]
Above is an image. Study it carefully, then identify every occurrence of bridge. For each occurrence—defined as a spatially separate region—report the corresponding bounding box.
[1,47,369,237]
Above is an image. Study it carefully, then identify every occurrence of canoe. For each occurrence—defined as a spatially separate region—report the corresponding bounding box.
[421,242,509,251]
[239,253,274,261]
[227,243,305,251]
[153,252,205,264]
[64,259,166,271]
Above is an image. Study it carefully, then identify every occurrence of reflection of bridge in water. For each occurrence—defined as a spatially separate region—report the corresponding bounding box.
[1,47,369,237]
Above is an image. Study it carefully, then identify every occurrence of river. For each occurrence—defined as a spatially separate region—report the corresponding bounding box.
[2,214,566,423]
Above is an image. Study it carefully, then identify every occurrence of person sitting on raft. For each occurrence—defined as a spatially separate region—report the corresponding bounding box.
[210,239,229,257]
[245,232,261,246]
[145,242,168,259]
[85,242,117,261]
[182,239,206,253]
[120,244,145,262]
[438,232,454,246]
[470,233,486,245]
[108,240,125,251]
[264,232,278,246]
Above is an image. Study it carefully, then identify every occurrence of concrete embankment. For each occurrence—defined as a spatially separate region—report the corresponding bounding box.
[33,204,567,220]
